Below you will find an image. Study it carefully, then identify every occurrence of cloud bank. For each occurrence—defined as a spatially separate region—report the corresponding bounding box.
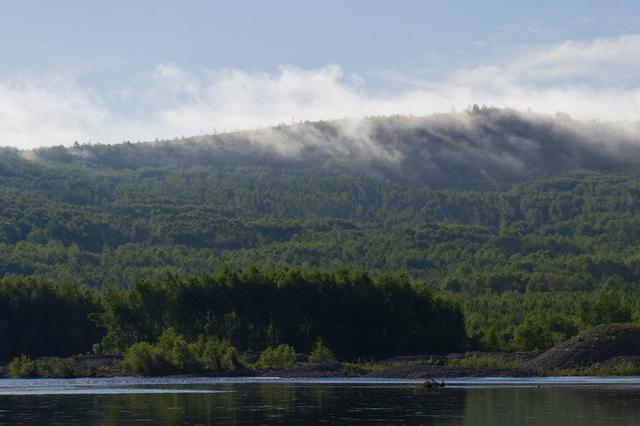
[1,34,640,149]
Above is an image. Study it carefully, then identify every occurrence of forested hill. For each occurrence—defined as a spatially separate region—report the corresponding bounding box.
[2,108,640,351]
[9,106,640,189]
[1,108,640,288]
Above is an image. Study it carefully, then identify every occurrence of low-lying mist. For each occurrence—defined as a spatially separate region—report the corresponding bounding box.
[13,107,640,189]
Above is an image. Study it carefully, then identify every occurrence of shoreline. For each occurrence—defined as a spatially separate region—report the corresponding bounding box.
[8,323,640,380]
[1,359,633,380]
[2,373,640,385]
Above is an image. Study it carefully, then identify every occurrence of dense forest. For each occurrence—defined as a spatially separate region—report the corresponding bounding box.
[2,107,640,358]
[0,271,464,363]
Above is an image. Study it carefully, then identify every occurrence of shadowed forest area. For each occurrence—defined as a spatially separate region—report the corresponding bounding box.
[0,270,464,365]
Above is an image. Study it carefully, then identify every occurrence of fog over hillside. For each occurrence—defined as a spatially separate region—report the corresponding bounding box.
[7,107,640,189]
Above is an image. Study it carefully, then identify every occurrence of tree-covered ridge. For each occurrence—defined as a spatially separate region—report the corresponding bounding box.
[1,156,640,291]
[12,107,640,187]
[2,110,640,353]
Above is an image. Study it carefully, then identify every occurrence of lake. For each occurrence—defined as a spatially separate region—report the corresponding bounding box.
[1,376,640,424]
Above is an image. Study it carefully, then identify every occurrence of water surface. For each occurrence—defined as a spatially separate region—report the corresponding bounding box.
[1,376,639,424]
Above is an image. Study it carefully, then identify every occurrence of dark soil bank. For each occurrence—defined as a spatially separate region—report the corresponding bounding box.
[527,324,640,370]
[268,324,640,378]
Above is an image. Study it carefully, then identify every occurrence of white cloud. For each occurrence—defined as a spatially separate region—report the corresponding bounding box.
[0,76,109,148]
[510,33,640,81]
[1,34,640,149]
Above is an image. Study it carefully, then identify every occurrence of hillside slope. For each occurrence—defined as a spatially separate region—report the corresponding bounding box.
[2,109,640,352]
[1,109,640,288]
[16,107,640,188]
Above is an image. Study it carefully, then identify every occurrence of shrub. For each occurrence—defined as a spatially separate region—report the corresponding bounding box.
[8,355,37,378]
[609,360,639,376]
[34,357,76,378]
[219,345,241,370]
[308,339,335,363]
[8,355,78,378]
[256,344,296,370]
[338,363,365,377]
[156,328,198,372]
[514,320,550,351]
[123,329,243,375]
[124,342,164,375]
[196,337,241,371]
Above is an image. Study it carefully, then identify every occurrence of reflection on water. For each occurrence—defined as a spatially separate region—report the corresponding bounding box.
[463,387,640,426]
[0,377,640,424]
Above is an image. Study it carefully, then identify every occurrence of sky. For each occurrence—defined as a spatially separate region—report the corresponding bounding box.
[1,0,639,148]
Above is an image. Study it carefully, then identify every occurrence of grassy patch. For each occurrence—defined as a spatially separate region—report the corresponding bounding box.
[446,355,526,370]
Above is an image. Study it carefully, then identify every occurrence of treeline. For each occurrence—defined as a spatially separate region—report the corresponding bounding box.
[0,270,465,363]
[2,272,639,363]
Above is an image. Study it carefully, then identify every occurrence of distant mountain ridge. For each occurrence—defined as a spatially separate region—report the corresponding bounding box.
[5,106,640,189]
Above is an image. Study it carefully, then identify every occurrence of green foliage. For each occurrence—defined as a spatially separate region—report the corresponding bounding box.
[513,313,578,351]
[6,127,640,356]
[123,342,165,375]
[33,357,77,378]
[5,140,640,296]
[457,288,639,352]
[8,355,37,378]
[194,337,241,371]
[0,278,101,362]
[156,328,198,372]
[308,339,335,363]
[123,329,242,375]
[578,288,633,327]
[0,270,465,367]
[8,355,76,378]
[447,355,525,370]
[97,270,464,359]
[256,344,297,370]
[576,360,640,376]
[337,363,366,377]
[608,360,640,376]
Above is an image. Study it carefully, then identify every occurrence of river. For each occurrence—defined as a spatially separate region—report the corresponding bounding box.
[1,376,640,424]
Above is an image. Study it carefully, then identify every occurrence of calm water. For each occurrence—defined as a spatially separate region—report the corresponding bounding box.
[1,376,640,424]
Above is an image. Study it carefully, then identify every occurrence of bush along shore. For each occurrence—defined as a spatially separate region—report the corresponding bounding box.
[6,324,640,379]
[4,330,337,379]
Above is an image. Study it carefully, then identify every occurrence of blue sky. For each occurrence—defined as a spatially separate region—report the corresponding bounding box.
[1,0,639,148]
